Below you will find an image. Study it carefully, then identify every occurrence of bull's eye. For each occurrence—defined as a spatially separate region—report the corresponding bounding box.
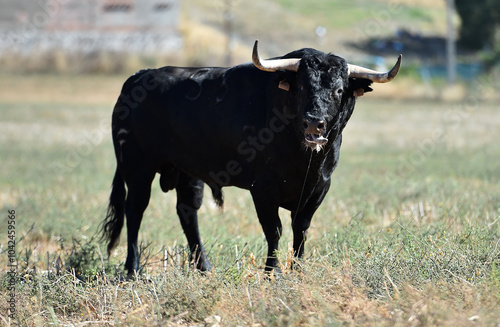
[331,88,343,100]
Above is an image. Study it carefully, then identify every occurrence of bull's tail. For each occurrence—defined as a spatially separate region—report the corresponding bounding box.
[101,168,126,256]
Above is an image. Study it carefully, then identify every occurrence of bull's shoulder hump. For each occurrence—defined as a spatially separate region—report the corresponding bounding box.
[156,66,228,79]
[120,63,261,94]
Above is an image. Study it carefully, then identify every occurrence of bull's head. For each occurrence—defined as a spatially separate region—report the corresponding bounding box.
[252,40,401,151]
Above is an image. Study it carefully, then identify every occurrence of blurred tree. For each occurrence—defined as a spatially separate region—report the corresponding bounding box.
[455,0,500,51]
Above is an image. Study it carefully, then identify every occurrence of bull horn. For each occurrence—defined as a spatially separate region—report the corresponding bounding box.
[347,54,402,83]
[252,40,301,72]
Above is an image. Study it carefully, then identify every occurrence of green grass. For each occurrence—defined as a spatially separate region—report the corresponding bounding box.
[0,76,499,325]
[276,0,380,28]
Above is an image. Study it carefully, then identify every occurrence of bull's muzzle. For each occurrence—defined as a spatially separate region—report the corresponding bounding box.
[303,119,328,149]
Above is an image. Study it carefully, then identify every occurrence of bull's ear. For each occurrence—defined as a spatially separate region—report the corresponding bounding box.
[278,79,290,91]
[349,78,373,96]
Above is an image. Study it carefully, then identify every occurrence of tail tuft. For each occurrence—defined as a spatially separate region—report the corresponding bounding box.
[209,183,224,209]
[101,169,126,256]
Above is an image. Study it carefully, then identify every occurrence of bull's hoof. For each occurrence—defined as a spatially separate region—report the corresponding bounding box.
[290,258,304,272]
[125,270,138,280]
[264,265,282,280]
[263,268,282,282]
[197,260,213,273]
[192,250,212,272]
[125,263,142,280]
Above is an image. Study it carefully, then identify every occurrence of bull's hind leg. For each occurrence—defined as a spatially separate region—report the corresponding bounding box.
[175,173,212,271]
[124,170,155,276]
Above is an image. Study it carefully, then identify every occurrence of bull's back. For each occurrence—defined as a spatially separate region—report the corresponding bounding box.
[113,65,269,187]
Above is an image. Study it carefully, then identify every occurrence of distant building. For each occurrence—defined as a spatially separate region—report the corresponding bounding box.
[45,0,179,32]
[0,0,181,54]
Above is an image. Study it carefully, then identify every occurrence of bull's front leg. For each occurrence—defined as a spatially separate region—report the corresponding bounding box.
[290,183,330,268]
[251,188,282,272]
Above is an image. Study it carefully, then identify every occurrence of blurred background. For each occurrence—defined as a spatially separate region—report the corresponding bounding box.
[1,0,499,87]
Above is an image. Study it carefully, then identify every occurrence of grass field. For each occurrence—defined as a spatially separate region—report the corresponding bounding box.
[0,74,499,326]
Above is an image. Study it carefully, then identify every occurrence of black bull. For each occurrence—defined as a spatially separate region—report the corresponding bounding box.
[102,41,401,274]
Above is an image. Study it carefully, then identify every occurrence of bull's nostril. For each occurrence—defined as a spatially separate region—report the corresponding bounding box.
[303,121,309,130]
[317,121,325,130]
